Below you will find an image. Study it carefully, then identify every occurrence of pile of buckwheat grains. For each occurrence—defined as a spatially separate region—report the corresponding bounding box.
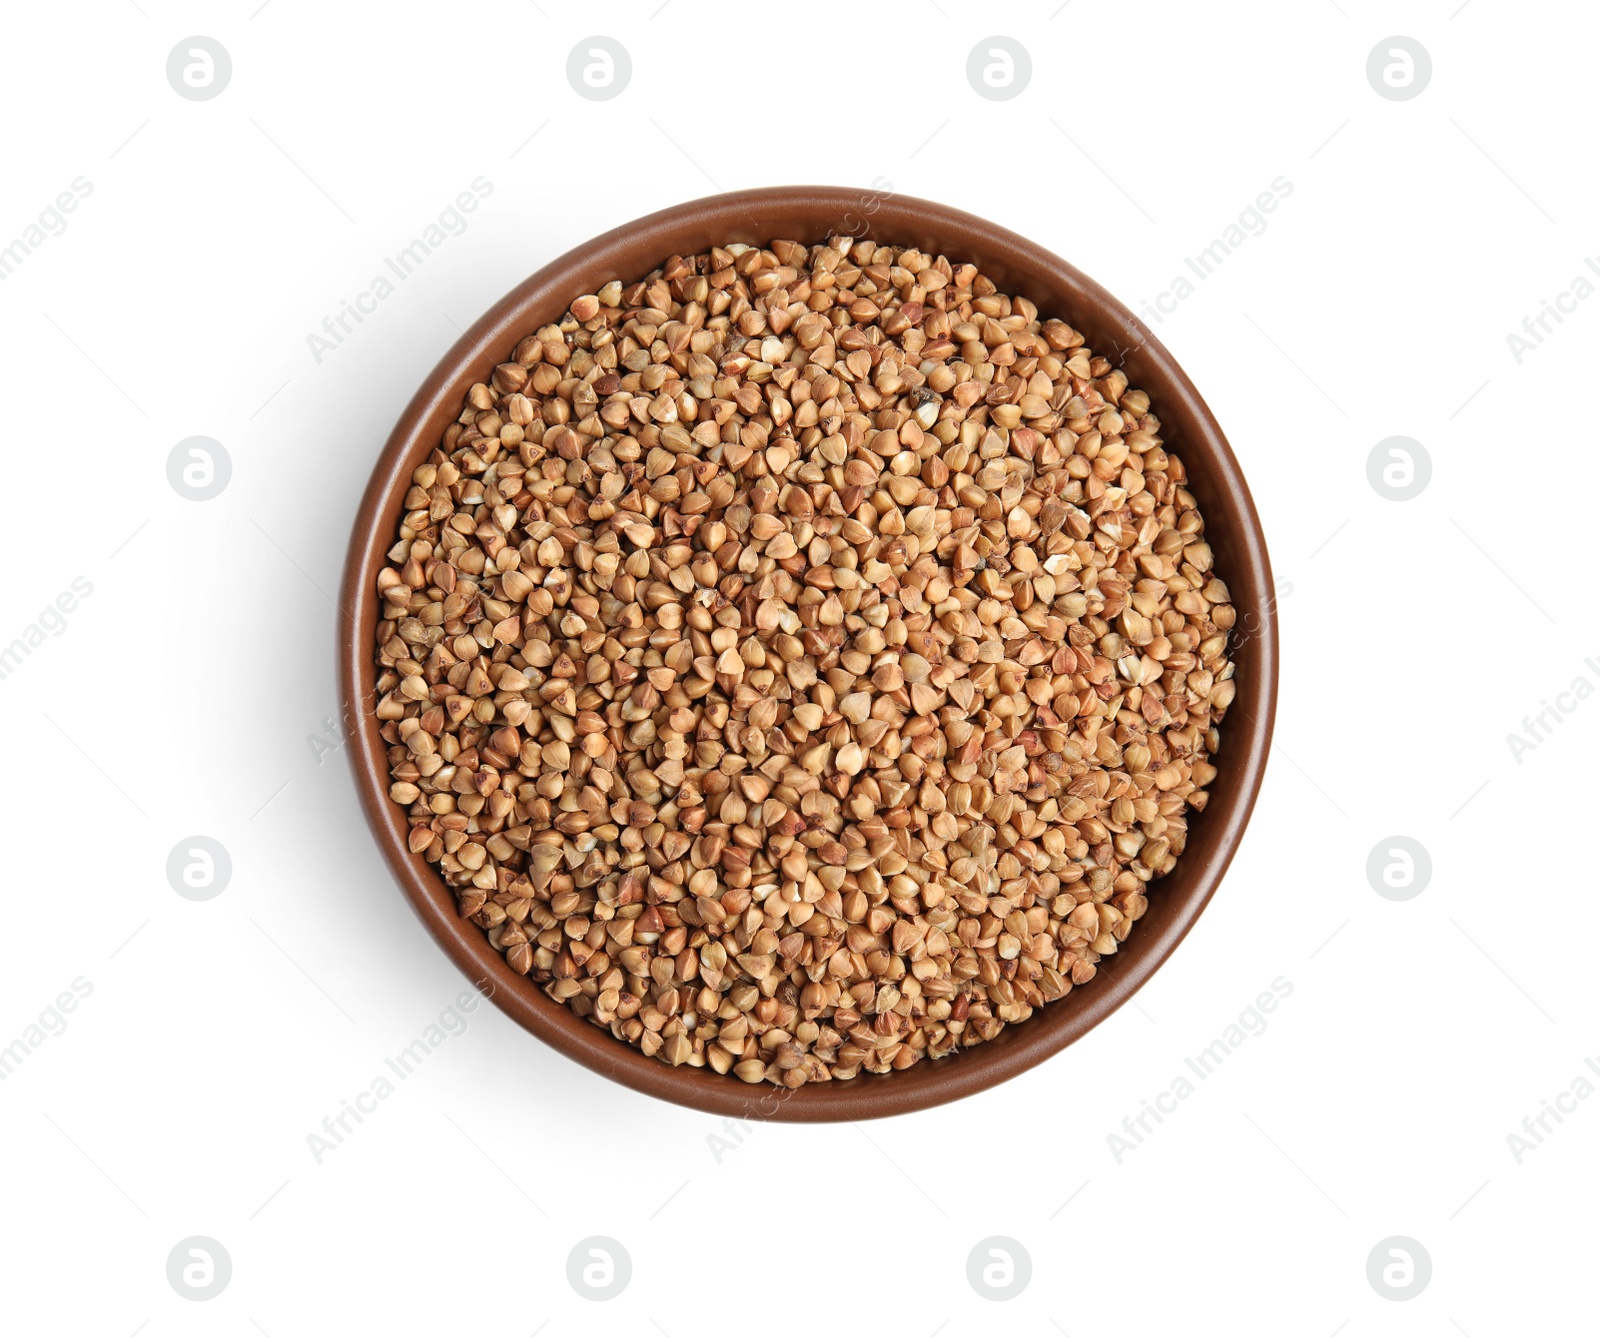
[372,235,1236,1087]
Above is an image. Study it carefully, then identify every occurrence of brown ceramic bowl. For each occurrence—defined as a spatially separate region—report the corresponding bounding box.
[339,186,1277,1122]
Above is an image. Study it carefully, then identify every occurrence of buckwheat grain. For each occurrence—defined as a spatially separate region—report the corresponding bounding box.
[372,237,1235,1086]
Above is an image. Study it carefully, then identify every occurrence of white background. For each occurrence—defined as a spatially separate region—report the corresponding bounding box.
[1,1,1593,1333]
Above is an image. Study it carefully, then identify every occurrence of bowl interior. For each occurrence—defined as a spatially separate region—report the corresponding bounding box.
[339,186,1277,1121]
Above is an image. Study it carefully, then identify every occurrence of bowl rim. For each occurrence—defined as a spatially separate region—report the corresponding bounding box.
[338,185,1278,1122]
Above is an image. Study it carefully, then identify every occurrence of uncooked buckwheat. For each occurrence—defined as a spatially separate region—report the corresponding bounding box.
[373,236,1235,1087]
